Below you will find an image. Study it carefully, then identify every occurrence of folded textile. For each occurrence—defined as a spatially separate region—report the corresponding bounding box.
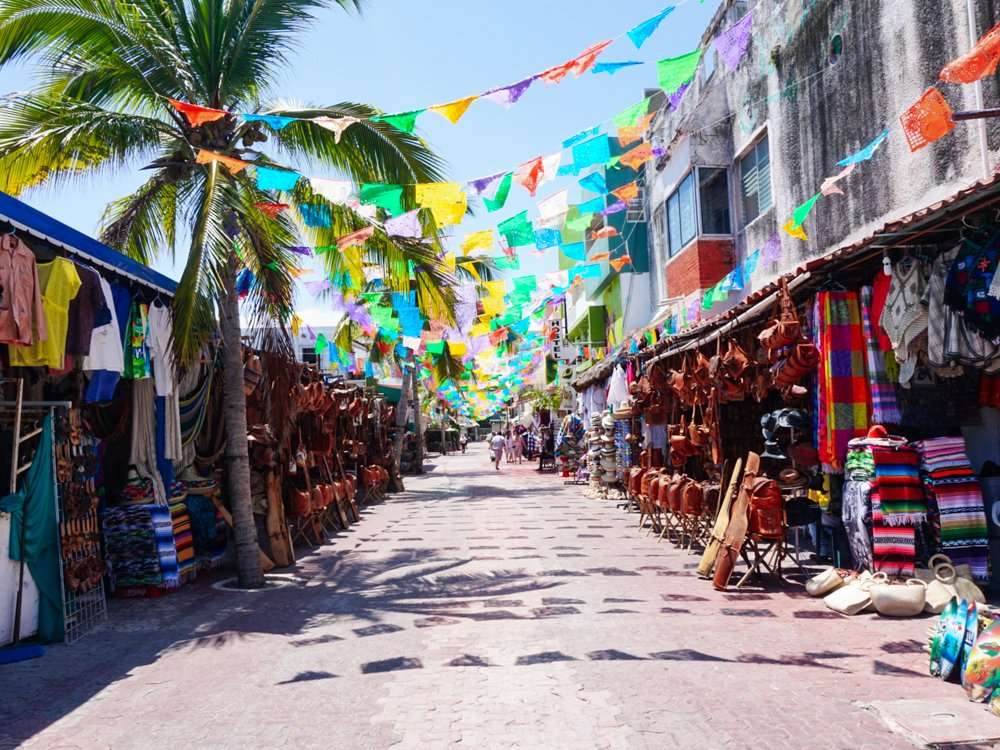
[871,445,927,525]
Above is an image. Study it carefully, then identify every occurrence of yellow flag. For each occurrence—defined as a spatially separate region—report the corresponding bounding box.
[443,252,457,273]
[415,183,467,227]
[782,218,808,241]
[429,96,478,124]
[471,322,490,337]
[485,280,507,298]
[447,341,467,357]
[291,314,302,337]
[461,230,494,255]
[483,296,505,316]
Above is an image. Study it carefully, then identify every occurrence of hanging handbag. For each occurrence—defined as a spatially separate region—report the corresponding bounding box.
[747,477,784,539]
[871,576,928,617]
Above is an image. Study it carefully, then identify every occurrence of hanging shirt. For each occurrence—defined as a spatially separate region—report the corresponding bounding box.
[82,276,125,373]
[65,264,109,356]
[123,301,152,379]
[147,301,175,396]
[9,257,81,368]
[0,234,47,346]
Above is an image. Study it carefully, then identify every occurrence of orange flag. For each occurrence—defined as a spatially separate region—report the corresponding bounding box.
[337,226,376,250]
[620,143,654,169]
[590,227,619,240]
[570,40,614,76]
[589,252,610,261]
[254,201,290,218]
[900,87,955,153]
[611,182,639,203]
[195,149,250,173]
[168,99,227,127]
[610,255,633,272]
[617,114,654,147]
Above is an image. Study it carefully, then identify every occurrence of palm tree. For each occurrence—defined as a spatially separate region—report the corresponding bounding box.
[0,0,453,588]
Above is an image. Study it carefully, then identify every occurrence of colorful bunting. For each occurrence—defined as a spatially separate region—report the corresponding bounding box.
[300,203,332,228]
[565,212,595,232]
[613,99,650,129]
[628,6,675,49]
[385,209,423,238]
[714,12,753,72]
[564,126,602,149]
[657,49,702,94]
[537,190,569,228]
[560,242,587,261]
[579,171,608,195]
[609,255,633,272]
[619,142,654,169]
[576,196,606,214]
[534,228,562,249]
[257,165,300,191]
[602,200,627,216]
[940,19,1000,83]
[790,192,822,229]
[483,77,536,108]
[430,96,479,124]
[311,115,361,142]
[242,113,296,130]
[573,135,611,168]
[590,226,619,239]
[372,109,424,134]
[592,61,643,75]
[337,226,376,250]
[900,87,955,152]
[497,211,535,248]
[836,128,890,167]
[415,182,467,226]
[360,183,405,216]
[255,201,289,218]
[612,182,639,203]
[782,218,808,241]
[195,149,250,173]
[617,114,654,147]
[309,177,353,205]
[821,163,856,196]
[168,99,227,127]
[514,153,560,197]
[483,172,514,212]
[461,230,494,254]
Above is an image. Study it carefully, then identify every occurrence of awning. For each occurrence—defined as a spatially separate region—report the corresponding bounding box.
[0,191,178,296]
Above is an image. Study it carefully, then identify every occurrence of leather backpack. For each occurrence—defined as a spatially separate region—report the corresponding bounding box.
[748,477,784,539]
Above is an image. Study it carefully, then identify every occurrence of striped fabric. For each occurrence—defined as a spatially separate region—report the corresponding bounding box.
[871,445,927,524]
[917,437,990,581]
[872,525,917,576]
[860,286,901,425]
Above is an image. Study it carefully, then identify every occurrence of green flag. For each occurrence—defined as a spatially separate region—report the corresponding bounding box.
[372,110,423,134]
[613,98,650,129]
[657,49,702,93]
[484,172,514,213]
[791,192,823,229]
[360,183,405,216]
[495,255,520,270]
[498,210,535,248]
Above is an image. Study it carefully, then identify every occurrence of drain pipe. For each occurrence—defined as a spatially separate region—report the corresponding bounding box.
[966,0,991,178]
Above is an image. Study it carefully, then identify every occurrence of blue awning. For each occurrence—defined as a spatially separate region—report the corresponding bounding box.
[0,191,177,296]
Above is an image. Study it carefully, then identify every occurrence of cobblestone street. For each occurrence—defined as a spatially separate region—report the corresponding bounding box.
[0,445,959,749]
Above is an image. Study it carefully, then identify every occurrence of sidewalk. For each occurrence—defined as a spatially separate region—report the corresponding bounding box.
[0,444,977,749]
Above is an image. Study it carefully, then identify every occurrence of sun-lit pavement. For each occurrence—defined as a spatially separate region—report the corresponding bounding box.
[1,443,953,749]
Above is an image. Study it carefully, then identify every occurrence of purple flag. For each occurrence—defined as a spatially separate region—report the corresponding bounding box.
[714,12,753,72]
[289,245,313,256]
[483,76,535,108]
[602,200,627,216]
[385,209,423,238]
[303,279,330,296]
[468,171,507,197]
[761,232,782,262]
[668,82,690,109]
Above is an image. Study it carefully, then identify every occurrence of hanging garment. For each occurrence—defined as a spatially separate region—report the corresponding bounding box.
[65,264,109,357]
[82,276,125,372]
[926,247,1000,371]
[859,286,901,424]
[0,414,64,643]
[9,257,81,368]
[880,258,929,386]
[870,268,893,353]
[946,237,1000,341]
[123,301,152,379]
[130,378,166,504]
[871,445,926,526]
[606,364,630,408]
[816,290,870,472]
[0,234,46,346]
[147,301,176,397]
[842,478,874,571]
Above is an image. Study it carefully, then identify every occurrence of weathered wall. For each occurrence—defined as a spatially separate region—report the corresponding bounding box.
[645,0,1000,311]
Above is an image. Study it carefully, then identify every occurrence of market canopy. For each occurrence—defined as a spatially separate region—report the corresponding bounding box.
[0,191,178,296]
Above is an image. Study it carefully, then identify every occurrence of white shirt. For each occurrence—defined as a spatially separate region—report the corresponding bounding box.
[82,277,124,373]
[490,435,507,452]
[147,302,176,396]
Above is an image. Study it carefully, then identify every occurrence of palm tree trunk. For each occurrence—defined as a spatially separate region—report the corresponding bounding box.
[219,260,264,588]
[388,367,410,492]
[412,375,424,474]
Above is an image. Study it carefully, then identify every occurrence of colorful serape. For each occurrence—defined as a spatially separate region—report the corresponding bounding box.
[917,437,990,580]
[150,504,180,589]
[860,286,901,425]
[872,525,917,577]
[817,291,871,472]
[871,445,927,525]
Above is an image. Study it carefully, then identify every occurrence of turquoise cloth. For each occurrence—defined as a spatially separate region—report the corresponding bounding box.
[0,414,63,643]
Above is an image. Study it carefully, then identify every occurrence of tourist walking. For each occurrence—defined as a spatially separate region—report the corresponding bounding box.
[490,432,507,471]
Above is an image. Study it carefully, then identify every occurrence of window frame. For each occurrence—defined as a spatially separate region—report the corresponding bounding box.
[696,165,733,237]
[738,132,773,227]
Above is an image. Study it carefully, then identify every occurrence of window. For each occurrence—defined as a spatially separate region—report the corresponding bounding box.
[652,203,666,260]
[666,171,697,256]
[698,167,731,234]
[739,134,772,225]
[301,347,318,365]
[701,46,717,84]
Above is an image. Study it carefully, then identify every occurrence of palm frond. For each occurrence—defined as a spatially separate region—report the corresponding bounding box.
[99,169,180,264]
[0,93,172,194]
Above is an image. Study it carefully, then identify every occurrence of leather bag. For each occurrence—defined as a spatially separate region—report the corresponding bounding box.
[712,452,760,590]
[747,477,784,539]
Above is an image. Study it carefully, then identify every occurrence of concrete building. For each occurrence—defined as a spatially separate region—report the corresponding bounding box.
[644,0,1000,319]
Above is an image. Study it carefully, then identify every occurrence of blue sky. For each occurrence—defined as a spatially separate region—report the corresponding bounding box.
[3,0,721,323]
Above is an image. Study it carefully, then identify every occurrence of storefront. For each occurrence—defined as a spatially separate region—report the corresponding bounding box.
[0,193,392,649]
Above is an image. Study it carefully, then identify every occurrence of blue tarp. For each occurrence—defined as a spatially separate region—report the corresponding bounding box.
[0,191,177,295]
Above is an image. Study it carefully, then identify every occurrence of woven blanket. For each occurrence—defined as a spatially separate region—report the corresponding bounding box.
[872,525,916,576]
[818,291,871,472]
[871,445,927,525]
[860,286,901,425]
[917,437,990,580]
